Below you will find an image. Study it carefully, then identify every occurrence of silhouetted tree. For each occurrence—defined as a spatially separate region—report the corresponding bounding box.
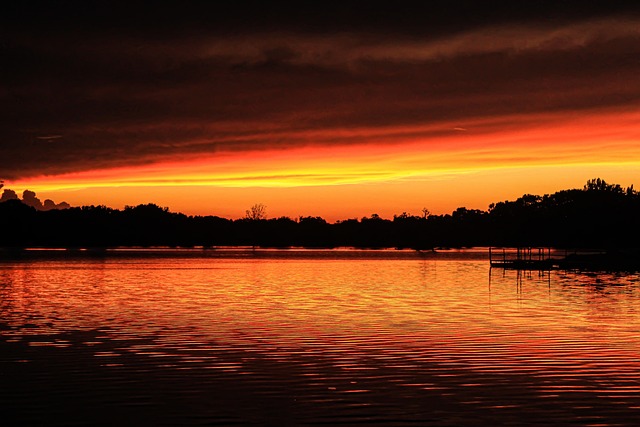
[584,178,624,193]
[245,203,267,220]
[1,178,639,250]
[0,199,37,247]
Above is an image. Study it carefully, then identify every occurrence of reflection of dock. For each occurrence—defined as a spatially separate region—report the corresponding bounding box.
[490,247,556,270]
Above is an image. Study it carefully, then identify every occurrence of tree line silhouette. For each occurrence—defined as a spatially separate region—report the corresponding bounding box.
[1,178,639,249]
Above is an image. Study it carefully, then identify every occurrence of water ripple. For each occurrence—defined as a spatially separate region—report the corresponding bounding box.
[1,251,640,425]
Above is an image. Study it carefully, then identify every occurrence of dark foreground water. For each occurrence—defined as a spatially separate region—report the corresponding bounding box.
[1,249,640,426]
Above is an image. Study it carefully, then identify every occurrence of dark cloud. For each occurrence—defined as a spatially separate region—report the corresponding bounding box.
[1,189,19,202]
[0,188,69,210]
[42,198,70,210]
[2,2,640,180]
[22,190,43,210]
[4,2,638,38]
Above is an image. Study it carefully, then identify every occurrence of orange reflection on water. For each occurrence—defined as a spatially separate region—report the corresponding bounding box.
[1,250,640,424]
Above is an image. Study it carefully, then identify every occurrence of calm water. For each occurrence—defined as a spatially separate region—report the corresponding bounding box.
[1,249,640,426]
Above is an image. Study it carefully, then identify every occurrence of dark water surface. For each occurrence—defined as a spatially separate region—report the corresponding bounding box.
[2,249,640,426]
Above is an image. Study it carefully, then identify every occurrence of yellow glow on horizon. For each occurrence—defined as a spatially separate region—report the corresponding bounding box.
[9,163,639,221]
[6,108,640,220]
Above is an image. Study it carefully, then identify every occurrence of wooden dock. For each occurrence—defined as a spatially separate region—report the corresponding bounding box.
[489,247,556,270]
[490,247,639,271]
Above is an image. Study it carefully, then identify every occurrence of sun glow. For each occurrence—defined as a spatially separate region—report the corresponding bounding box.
[7,109,640,220]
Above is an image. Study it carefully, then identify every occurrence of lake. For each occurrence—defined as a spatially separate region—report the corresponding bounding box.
[2,249,640,426]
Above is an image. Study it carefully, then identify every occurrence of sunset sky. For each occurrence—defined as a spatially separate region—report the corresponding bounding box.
[3,2,640,220]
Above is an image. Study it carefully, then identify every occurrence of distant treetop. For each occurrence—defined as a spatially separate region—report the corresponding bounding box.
[245,203,267,220]
[583,178,636,195]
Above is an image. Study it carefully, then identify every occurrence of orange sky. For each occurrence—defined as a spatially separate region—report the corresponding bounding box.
[3,4,640,220]
[8,109,640,220]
